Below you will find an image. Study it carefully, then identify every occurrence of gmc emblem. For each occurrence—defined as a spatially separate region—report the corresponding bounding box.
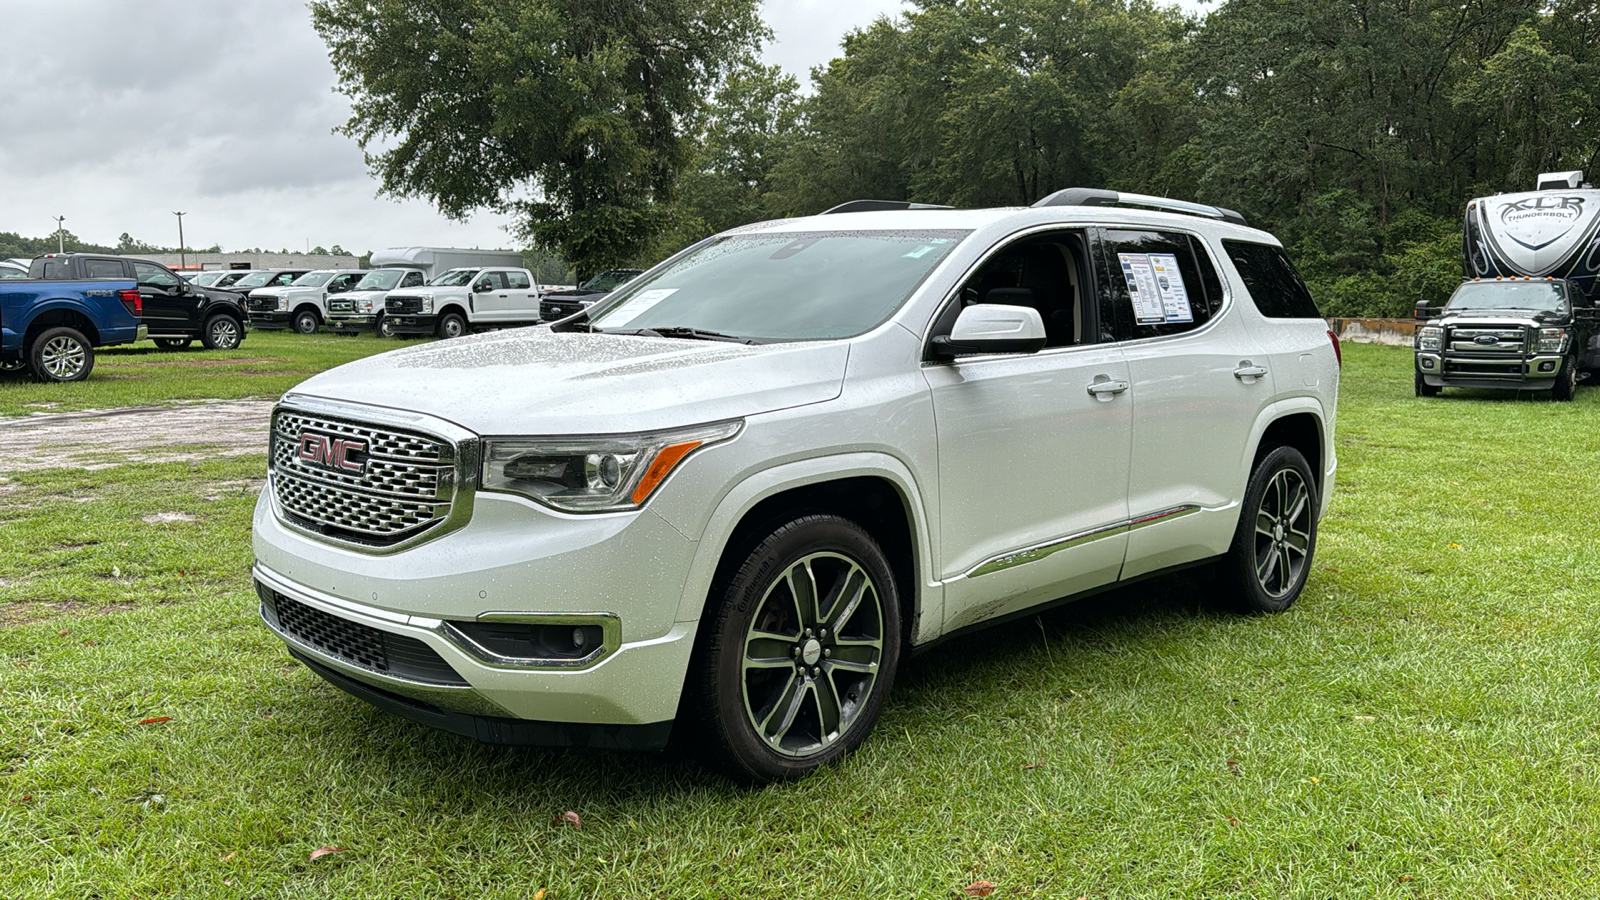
[297,432,367,474]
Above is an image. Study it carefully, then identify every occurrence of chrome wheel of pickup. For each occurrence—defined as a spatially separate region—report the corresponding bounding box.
[29,327,94,383]
[741,551,885,758]
[203,315,241,350]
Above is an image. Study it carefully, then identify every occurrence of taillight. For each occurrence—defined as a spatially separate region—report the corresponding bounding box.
[1326,329,1342,368]
[118,288,142,316]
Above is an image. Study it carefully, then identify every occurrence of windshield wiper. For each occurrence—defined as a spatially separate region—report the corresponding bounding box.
[599,326,763,345]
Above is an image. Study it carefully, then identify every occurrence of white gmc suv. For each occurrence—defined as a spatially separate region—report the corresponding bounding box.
[252,192,1341,783]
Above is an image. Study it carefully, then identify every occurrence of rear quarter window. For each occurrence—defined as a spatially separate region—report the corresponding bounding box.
[1223,240,1323,319]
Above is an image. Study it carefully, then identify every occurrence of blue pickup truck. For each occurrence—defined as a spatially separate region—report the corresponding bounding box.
[0,276,147,382]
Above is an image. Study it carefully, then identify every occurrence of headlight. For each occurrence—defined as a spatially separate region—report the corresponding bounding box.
[1418,326,1442,351]
[276,297,287,311]
[483,421,742,512]
[1538,327,1568,354]
[420,293,434,313]
[357,299,374,313]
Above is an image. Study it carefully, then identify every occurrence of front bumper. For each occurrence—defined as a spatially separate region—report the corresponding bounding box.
[247,311,291,329]
[384,314,438,335]
[251,486,702,730]
[1415,351,1566,389]
[326,315,377,332]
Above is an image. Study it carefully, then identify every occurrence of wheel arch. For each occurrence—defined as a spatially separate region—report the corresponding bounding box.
[1245,400,1328,500]
[437,303,468,321]
[673,454,939,647]
[24,307,100,347]
[292,303,323,323]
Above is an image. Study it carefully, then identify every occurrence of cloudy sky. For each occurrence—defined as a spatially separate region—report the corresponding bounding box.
[0,0,1205,257]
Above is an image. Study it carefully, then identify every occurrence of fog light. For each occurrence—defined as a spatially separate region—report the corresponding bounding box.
[1539,361,1556,373]
[1421,358,1435,370]
[572,626,587,649]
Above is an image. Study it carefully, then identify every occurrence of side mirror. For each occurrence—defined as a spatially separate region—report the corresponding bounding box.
[930,304,1048,359]
[1413,300,1432,320]
[475,281,492,292]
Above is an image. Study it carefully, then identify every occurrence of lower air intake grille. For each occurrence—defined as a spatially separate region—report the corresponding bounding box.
[259,585,467,686]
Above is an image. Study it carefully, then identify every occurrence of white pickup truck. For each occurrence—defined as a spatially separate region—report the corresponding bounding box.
[382,267,542,338]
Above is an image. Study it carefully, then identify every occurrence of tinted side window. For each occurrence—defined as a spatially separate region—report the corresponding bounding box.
[950,228,1093,349]
[1223,240,1323,318]
[271,272,298,286]
[84,259,124,279]
[133,261,180,289]
[40,259,70,279]
[402,271,423,287]
[506,270,531,290]
[1098,229,1219,340]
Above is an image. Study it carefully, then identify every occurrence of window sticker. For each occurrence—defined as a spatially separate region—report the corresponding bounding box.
[1147,254,1194,323]
[903,245,936,259]
[600,288,678,327]
[1118,253,1166,325]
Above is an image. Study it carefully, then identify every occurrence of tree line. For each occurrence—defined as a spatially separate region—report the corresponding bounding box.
[305,0,1600,315]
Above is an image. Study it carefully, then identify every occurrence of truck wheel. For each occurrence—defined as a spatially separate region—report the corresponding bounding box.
[377,315,396,338]
[1414,371,1439,398]
[154,338,192,351]
[201,314,242,350]
[1216,445,1318,614]
[1551,355,1580,402]
[1,358,28,376]
[688,514,902,784]
[437,311,467,339]
[29,327,94,383]
[292,309,321,335]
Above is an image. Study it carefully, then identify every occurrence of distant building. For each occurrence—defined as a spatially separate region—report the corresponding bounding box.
[125,251,361,271]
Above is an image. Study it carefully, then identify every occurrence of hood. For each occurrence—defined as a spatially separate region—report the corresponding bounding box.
[544,287,603,300]
[340,289,390,303]
[1438,310,1555,325]
[287,327,849,435]
[248,287,285,299]
[389,285,466,299]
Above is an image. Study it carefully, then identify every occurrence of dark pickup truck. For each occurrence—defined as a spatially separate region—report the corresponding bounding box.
[1414,277,1596,400]
[0,276,146,382]
[30,254,248,351]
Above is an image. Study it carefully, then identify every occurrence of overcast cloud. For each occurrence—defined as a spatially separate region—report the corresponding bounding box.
[0,0,1204,256]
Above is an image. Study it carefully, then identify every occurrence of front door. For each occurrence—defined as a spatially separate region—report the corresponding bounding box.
[924,228,1134,634]
[132,261,192,333]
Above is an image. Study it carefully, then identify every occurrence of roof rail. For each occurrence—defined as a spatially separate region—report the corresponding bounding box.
[821,200,955,214]
[1032,188,1248,227]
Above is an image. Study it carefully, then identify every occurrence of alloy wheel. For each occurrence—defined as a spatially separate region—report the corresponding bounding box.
[211,318,240,348]
[40,336,87,380]
[740,552,884,757]
[1252,467,1311,599]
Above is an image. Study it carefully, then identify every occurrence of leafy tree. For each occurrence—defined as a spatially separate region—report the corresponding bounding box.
[311,0,765,279]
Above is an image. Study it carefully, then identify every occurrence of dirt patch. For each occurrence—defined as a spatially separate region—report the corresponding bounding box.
[0,599,136,627]
[0,400,274,473]
[141,512,197,524]
[117,357,290,368]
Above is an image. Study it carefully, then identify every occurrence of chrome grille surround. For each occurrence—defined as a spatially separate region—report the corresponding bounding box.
[268,395,479,554]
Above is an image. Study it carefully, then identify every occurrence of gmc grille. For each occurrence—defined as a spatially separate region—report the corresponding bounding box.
[270,408,457,546]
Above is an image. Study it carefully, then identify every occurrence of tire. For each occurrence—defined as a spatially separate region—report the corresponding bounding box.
[292,308,320,335]
[201,314,242,350]
[1551,354,1579,402]
[1217,445,1319,614]
[689,514,902,784]
[376,315,397,338]
[1414,370,1439,398]
[28,327,94,383]
[154,338,192,351]
[436,311,467,339]
[1,358,28,376]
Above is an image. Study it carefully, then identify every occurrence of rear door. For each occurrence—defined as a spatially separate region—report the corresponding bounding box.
[505,270,539,320]
[1095,228,1275,579]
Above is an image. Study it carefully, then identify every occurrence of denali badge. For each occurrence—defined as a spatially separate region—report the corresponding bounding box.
[298,432,367,474]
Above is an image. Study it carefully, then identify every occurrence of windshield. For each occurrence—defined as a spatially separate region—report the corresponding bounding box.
[582,269,639,292]
[430,268,480,286]
[354,269,405,291]
[1446,281,1567,312]
[216,272,250,285]
[191,272,223,285]
[293,271,334,287]
[588,231,968,341]
[234,272,278,287]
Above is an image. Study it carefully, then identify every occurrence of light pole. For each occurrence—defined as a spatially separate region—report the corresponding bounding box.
[53,216,65,253]
[173,211,187,270]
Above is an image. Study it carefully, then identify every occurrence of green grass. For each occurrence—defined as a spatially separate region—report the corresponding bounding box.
[3,342,1600,897]
[0,331,407,417]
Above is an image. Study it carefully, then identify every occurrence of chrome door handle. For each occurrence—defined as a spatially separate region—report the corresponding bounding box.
[1234,363,1268,380]
[1086,378,1130,397]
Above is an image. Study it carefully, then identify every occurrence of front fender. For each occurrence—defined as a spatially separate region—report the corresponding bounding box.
[669,452,944,645]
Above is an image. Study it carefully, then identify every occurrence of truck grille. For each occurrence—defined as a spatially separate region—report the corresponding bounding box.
[328,298,354,313]
[270,408,457,546]
[540,299,585,320]
[387,297,423,314]
[1444,326,1531,379]
[258,585,467,686]
[246,297,278,312]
